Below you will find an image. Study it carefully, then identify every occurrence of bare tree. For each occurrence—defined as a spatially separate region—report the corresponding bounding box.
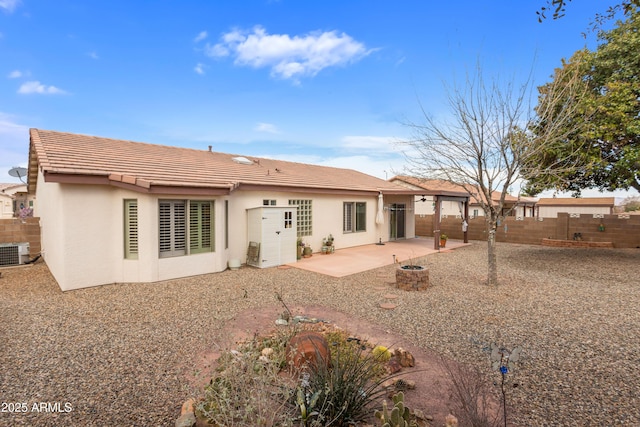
[400,64,587,286]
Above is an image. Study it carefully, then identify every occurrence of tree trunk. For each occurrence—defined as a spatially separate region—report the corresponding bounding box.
[487,220,498,286]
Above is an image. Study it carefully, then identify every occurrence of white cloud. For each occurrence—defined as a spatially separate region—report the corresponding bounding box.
[341,135,399,153]
[255,122,279,134]
[205,26,371,81]
[7,70,22,78]
[194,63,206,75]
[17,81,67,95]
[194,31,208,43]
[0,0,20,13]
[88,51,99,60]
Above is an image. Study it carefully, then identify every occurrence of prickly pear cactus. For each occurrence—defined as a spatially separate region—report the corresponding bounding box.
[374,392,417,427]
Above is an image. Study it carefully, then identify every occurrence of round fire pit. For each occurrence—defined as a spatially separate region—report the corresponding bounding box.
[395,265,429,291]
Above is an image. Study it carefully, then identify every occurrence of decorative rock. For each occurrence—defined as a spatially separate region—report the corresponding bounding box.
[379,302,397,310]
[385,357,402,374]
[261,347,274,357]
[275,318,288,326]
[286,331,331,371]
[292,315,326,324]
[382,377,416,392]
[175,398,196,427]
[413,409,433,421]
[180,398,195,415]
[383,294,399,299]
[445,414,459,426]
[396,378,416,390]
[394,347,415,367]
[175,413,196,427]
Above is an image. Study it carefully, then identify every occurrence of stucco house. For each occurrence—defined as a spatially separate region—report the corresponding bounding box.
[0,183,30,219]
[535,197,615,218]
[27,129,428,291]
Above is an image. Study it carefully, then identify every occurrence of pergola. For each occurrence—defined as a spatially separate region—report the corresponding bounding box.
[381,188,470,250]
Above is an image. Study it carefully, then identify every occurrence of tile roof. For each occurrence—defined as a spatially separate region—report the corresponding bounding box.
[536,197,615,206]
[390,175,525,204]
[28,129,414,196]
[0,183,26,193]
[390,176,468,194]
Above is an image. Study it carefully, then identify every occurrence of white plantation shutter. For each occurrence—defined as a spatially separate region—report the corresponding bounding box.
[159,200,186,257]
[124,199,138,259]
[356,202,366,232]
[343,202,353,232]
[189,201,213,254]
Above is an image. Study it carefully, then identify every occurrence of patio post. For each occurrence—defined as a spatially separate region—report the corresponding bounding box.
[434,196,441,250]
[464,198,469,243]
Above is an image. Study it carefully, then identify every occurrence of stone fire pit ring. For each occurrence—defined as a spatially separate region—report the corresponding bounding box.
[395,265,429,291]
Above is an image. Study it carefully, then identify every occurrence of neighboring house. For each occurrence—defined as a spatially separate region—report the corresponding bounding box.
[28,129,424,291]
[535,197,615,218]
[0,183,30,219]
[390,176,536,219]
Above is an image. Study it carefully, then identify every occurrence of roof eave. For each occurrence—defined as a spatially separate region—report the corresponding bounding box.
[42,172,233,196]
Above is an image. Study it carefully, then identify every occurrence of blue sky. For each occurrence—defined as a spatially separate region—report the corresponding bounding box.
[1,0,637,199]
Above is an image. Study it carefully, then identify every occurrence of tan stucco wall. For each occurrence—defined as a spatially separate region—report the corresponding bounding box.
[37,177,415,290]
[226,191,414,261]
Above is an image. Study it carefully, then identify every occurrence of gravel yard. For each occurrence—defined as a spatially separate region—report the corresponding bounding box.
[1,241,639,426]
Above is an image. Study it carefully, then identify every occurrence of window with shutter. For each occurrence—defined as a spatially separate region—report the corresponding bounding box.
[343,202,353,232]
[189,201,213,254]
[124,199,138,259]
[159,200,187,258]
[159,200,214,257]
[224,200,229,250]
[356,202,366,232]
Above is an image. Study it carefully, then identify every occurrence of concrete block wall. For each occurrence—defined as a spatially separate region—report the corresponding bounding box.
[0,217,41,256]
[416,213,640,248]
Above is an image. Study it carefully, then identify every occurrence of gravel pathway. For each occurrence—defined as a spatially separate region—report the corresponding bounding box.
[1,242,638,426]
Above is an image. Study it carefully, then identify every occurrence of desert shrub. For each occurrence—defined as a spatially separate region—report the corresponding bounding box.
[197,322,395,426]
[197,328,299,426]
[441,357,501,427]
[292,335,394,426]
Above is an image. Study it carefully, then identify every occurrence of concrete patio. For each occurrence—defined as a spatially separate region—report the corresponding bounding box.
[288,237,469,277]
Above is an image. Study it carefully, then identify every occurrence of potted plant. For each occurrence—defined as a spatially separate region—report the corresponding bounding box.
[302,243,313,258]
[321,234,335,254]
[297,238,304,260]
[439,233,448,248]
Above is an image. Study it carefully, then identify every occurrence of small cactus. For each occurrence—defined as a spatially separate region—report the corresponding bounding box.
[372,345,392,362]
[374,392,417,427]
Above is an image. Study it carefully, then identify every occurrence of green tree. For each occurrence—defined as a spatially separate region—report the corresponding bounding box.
[525,8,640,195]
[537,0,640,22]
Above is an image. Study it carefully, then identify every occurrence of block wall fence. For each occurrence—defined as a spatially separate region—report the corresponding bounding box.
[0,217,41,256]
[416,213,640,248]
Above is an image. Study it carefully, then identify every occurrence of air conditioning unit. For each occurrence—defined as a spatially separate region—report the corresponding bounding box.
[0,242,30,267]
